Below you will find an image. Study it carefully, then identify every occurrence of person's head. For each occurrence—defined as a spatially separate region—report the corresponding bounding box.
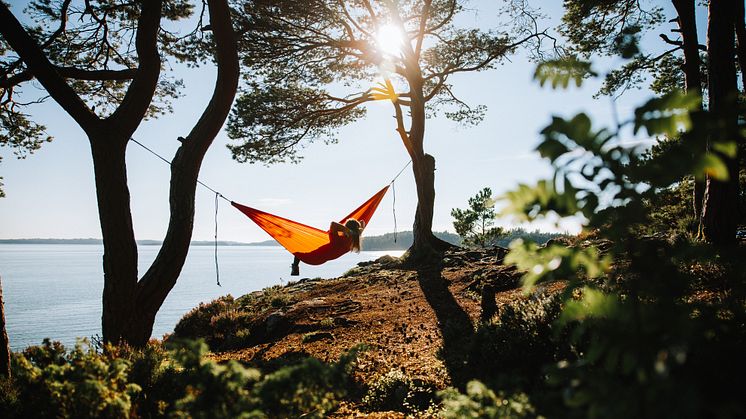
[345,218,365,252]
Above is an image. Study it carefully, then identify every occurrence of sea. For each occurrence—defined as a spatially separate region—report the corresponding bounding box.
[0,244,404,351]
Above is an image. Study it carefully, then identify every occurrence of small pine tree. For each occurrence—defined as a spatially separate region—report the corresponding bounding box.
[451,188,504,248]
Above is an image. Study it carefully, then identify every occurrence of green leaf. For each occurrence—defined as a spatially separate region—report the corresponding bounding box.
[693,153,729,181]
[712,141,738,158]
[633,91,700,136]
[534,58,597,89]
[537,138,570,161]
[560,287,619,324]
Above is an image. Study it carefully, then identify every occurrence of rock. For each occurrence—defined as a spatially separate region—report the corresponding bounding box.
[265,311,287,335]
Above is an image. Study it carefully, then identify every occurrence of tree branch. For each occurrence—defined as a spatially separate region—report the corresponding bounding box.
[0,3,98,129]
[0,67,137,89]
[105,0,162,134]
[414,0,432,58]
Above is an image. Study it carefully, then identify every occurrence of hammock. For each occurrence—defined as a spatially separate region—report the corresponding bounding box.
[231,186,389,265]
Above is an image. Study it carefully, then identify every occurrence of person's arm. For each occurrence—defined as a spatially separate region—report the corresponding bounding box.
[329,221,350,238]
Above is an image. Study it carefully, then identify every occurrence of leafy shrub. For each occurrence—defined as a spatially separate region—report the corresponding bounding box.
[2,339,140,419]
[361,369,438,414]
[439,380,538,418]
[496,56,746,418]
[253,345,364,418]
[163,339,264,418]
[468,293,570,393]
[173,286,298,351]
[0,338,364,419]
[173,295,237,344]
[114,341,182,418]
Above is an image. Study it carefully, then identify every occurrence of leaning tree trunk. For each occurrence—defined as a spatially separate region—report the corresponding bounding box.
[701,0,740,246]
[672,0,705,220]
[0,276,11,378]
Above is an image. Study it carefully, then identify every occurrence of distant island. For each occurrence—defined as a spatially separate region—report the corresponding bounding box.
[0,238,252,246]
[0,229,565,250]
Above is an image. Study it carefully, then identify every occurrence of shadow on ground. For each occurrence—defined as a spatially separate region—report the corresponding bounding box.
[416,263,475,387]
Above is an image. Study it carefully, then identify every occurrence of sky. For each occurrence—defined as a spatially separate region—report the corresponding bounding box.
[0,1,684,243]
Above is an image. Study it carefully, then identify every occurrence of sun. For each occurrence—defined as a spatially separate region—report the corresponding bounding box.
[375,24,405,57]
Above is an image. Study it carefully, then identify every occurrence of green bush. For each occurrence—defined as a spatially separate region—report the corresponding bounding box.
[468,293,570,393]
[173,295,237,344]
[361,369,438,414]
[173,286,298,351]
[439,380,538,418]
[497,56,746,418]
[253,345,364,418]
[163,339,263,418]
[2,339,140,419]
[0,338,363,419]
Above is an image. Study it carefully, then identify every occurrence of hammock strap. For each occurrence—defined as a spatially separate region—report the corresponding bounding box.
[129,137,227,286]
[392,181,397,243]
[389,160,411,244]
[214,192,221,287]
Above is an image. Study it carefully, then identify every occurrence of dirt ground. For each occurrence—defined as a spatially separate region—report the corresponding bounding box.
[210,248,563,398]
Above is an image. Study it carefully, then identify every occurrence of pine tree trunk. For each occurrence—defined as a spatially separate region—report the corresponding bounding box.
[701,0,740,246]
[90,135,141,344]
[672,0,705,220]
[0,276,11,378]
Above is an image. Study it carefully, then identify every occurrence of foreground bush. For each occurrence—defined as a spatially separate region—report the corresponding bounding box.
[0,338,360,418]
[2,339,139,418]
[468,293,570,393]
[440,381,538,418]
[361,369,438,414]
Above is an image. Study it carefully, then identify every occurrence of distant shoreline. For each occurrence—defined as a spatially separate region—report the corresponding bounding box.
[0,238,264,246]
[0,229,564,251]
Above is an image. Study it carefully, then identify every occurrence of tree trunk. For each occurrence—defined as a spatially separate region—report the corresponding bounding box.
[90,135,141,344]
[405,79,452,262]
[0,276,11,378]
[98,0,239,347]
[701,0,740,246]
[672,0,705,220]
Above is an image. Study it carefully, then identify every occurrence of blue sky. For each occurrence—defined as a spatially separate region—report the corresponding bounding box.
[0,1,682,242]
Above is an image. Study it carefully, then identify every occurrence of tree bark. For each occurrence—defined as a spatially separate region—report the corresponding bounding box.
[671,0,705,220]
[701,0,740,246]
[0,276,11,378]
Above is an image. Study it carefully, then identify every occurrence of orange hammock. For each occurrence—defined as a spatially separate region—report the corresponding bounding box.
[231,186,389,265]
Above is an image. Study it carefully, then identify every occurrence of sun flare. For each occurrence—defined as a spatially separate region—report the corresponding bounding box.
[375,24,405,57]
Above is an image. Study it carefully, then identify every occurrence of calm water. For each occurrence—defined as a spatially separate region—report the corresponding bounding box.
[0,244,403,350]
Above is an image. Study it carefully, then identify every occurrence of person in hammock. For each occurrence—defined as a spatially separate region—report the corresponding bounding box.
[291,218,365,276]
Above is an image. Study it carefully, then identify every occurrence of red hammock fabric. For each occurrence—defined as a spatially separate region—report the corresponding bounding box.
[231,186,389,265]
